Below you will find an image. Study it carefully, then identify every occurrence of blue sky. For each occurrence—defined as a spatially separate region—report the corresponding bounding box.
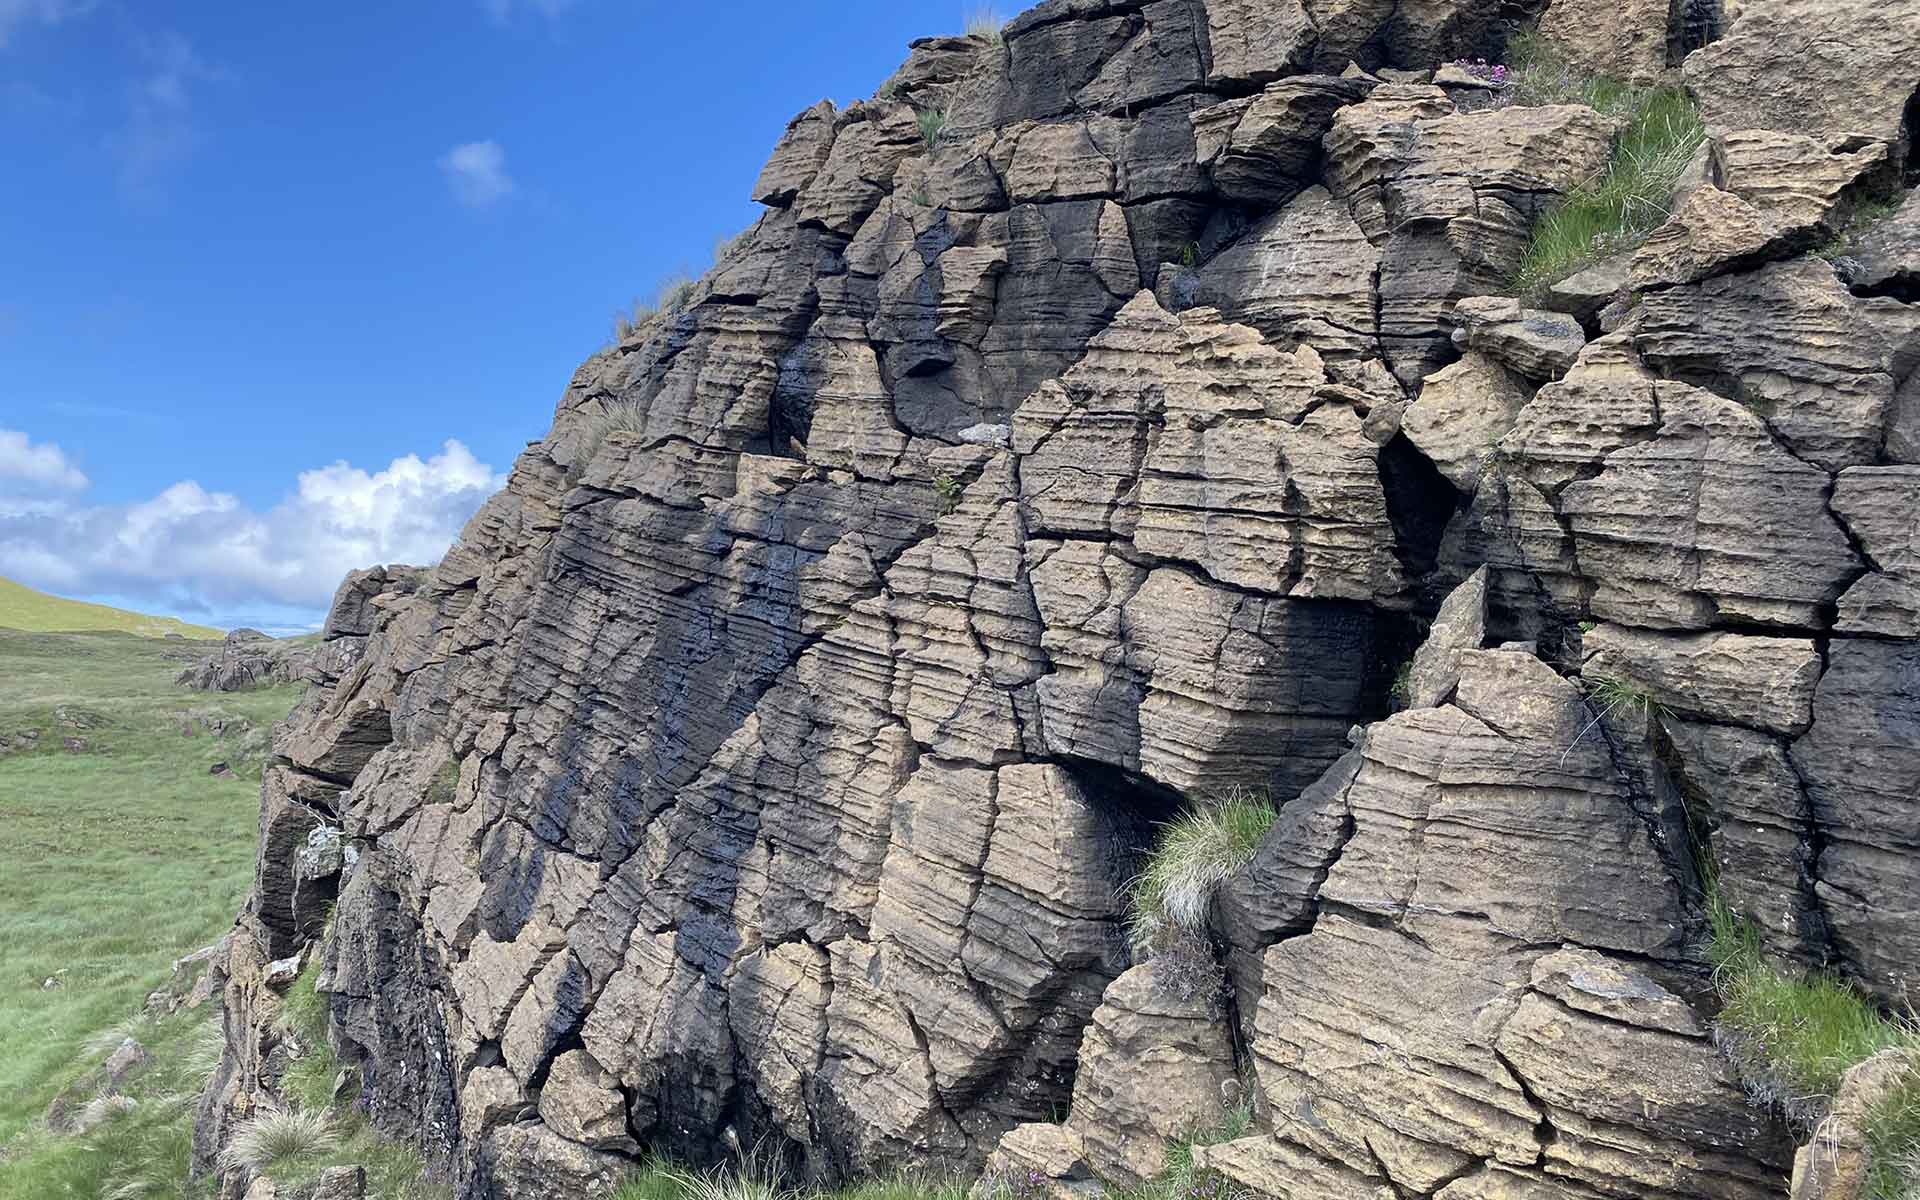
[0,1,953,631]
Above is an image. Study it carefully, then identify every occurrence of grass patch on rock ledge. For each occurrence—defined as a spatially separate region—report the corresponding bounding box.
[1501,33,1706,296]
[1127,787,1277,951]
[1707,895,1920,1199]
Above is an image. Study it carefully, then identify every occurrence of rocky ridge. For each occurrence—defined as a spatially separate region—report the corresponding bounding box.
[194,2,1920,1198]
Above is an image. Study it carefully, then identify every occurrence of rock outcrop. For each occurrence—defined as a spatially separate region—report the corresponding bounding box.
[195,2,1920,1199]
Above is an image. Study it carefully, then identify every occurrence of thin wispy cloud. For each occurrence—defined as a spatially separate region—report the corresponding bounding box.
[0,429,504,628]
[479,0,578,24]
[111,29,218,199]
[0,0,94,49]
[440,139,514,208]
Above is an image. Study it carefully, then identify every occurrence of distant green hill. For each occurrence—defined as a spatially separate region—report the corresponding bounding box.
[0,575,222,639]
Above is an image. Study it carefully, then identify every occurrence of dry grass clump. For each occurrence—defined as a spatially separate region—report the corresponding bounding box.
[568,399,650,483]
[613,273,698,342]
[218,1107,339,1176]
[964,6,1006,42]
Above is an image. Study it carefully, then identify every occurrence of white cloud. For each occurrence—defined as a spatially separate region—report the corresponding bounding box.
[0,0,93,49]
[439,140,513,208]
[0,428,88,492]
[479,0,577,23]
[0,433,505,629]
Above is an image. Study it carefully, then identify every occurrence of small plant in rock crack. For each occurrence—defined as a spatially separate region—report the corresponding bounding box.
[1561,673,1666,759]
[569,399,649,483]
[1128,787,1278,952]
[1450,57,1510,84]
[980,1166,1050,1200]
[1585,674,1665,721]
[1389,660,1414,708]
[917,107,948,148]
[933,472,964,515]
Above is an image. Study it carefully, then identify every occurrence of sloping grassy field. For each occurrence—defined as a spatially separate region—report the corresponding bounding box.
[0,576,222,639]
[0,630,300,1197]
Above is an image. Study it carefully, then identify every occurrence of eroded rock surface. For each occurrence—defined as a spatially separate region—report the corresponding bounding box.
[194,4,1920,1198]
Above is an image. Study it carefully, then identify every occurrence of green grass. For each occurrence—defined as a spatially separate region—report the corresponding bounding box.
[1128,788,1278,951]
[1708,896,1920,1199]
[917,108,946,148]
[0,1006,225,1200]
[277,960,341,1115]
[1503,32,1706,296]
[1583,674,1665,722]
[611,1163,970,1200]
[1817,193,1910,261]
[0,575,221,639]
[0,630,304,1197]
[1107,1101,1254,1200]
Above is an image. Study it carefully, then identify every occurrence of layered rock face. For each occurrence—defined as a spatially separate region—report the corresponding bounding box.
[197,1,1920,1198]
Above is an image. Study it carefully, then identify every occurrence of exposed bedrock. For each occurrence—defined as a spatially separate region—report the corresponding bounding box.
[197,0,1920,1196]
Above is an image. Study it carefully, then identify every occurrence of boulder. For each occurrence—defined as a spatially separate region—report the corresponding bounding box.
[1447,296,1585,381]
[1400,351,1533,491]
[1190,76,1373,206]
[1403,567,1488,708]
[1556,382,1860,630]
[751,101,837,207]
[536,1050,636,1153]
[1788,1051,1916,1200]
[1537,0,1677,86]
[1582,623,1821,736]
[1018,963,1240,1187]
[1714,130,1892,235]
[1633,258,1920,471]
[1630,185,1805,290]
[1683,0,1920,162]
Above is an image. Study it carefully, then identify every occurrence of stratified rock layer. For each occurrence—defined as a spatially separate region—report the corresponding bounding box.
[196,2,1920,1198]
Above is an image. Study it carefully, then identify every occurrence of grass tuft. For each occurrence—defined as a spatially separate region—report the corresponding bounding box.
[1512,86,1704,296]
[917,108,947,148]
[568,400,650,484]
[614,274,698,343]
[1128,788,1277,951]
[1816,192,1909,263]
[218,1107,339,1176]
[1708,895,1920,1199]
[1107,1101,1256,1200]
[1585,674,1665,721]
[1497,31,1705,296]
[963,6,1006,42]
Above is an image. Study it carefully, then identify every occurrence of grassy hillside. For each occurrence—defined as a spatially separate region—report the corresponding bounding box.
[0,576,223,639]
[0,630,301,1198]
